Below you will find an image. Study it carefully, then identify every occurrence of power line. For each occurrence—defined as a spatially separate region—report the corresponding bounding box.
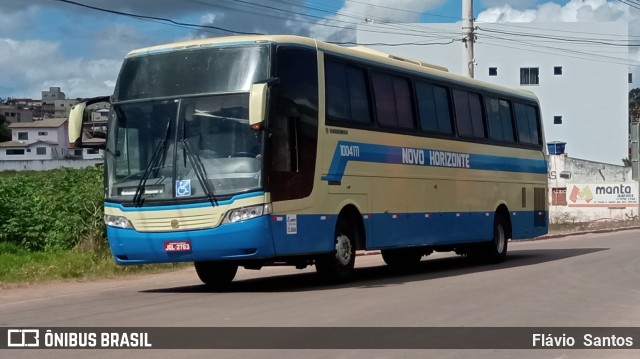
[477,26,640,47]
[51,0,461,47]
[51,0,261,35]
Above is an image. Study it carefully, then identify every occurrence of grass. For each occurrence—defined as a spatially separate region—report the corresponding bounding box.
[0,242,190,288]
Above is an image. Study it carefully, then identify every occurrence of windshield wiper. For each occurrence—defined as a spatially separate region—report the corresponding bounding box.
[180,138,217,206]
[132,119,171,206]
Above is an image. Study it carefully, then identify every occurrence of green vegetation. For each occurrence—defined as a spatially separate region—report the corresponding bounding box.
[0,167,187,286]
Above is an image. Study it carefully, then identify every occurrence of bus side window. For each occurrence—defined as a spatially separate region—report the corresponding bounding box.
[325,60,371,125]
[514,103,540,145]
[371,71,415,129]
[453,89,486,139]
[415,81,453,134]
[486,97,515,143]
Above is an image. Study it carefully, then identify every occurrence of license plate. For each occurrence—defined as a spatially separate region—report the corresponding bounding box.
[164,241,192,252]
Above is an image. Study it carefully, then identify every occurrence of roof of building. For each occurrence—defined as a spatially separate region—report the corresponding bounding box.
[9,118,66,129]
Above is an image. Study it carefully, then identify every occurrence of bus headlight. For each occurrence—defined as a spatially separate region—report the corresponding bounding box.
[223,203,272,223]
[104,215,134,229]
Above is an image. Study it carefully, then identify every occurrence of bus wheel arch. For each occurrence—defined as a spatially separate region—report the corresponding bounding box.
[315,204,365,281]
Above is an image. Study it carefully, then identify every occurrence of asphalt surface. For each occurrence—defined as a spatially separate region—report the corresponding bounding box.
[1,229,639,358]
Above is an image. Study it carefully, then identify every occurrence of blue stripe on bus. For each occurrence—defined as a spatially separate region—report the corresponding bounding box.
[107,210,548,265]
[105,192,265,212]
[321,141,547,182]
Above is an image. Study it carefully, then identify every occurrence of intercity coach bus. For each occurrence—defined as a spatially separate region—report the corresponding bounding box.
[69,35,548,288]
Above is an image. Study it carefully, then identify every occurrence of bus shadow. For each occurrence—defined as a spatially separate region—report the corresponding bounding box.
[142,247,608,294]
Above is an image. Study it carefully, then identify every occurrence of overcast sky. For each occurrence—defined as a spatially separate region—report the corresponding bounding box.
[1,0,638,99]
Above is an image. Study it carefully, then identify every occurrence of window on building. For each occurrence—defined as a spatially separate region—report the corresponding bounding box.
[38,131,48,136]
[6,149,25,155]
[87,148,99,155]
[629,73,633,84]
[74,149,83,156]
[551,188,567,206]
[554,116,562,125]
[489,67,497,76]
[520,67,539,85]
[17,132,28,141]
[36,147,46,155]
[554,66,563,75]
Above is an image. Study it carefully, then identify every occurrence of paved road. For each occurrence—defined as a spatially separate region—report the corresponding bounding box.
[1,230,639,358]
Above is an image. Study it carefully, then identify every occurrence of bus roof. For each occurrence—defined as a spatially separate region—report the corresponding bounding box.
[126,35,538,102]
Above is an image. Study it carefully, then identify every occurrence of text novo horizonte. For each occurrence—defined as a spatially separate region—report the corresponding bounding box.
[402,148,470,169]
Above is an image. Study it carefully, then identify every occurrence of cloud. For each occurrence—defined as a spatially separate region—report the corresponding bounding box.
[310,0,446,42]
[0,38,121,99]
[477,0,628,23]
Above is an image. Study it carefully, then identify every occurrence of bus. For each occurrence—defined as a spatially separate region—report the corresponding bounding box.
[68,35,548,288]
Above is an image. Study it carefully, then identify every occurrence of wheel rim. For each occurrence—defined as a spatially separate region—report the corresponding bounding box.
[335,234,352,266]
[495,224,505,254]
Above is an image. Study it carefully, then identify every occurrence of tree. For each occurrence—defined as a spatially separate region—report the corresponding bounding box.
[630,88,640,123]
[0,114,11,142]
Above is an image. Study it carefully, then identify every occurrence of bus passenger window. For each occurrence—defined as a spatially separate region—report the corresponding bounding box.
[514,103,540,145]
[486,97,515,142]
[325,60,371,125]
[453,90,485,138]
[371,72,414,129]
[416,82,452,134]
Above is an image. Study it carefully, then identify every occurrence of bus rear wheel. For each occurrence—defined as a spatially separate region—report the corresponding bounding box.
[487,214,509,262]
[194,261,238,289]
[315,217,356,282]
[470,213,509,263]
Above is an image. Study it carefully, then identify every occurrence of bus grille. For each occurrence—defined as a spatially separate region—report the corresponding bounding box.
[131,212,223,232]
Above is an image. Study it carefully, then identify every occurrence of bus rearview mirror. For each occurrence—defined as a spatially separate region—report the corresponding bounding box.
[249,83,268,129]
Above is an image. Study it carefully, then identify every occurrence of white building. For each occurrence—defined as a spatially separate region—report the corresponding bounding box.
[0,118,70,160]
[357,22,630,165]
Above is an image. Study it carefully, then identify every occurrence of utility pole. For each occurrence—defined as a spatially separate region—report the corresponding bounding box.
[462,0,475,78]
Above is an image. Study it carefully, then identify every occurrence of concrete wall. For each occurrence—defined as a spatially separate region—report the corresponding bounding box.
[548,154,638,222]
[0,159,103,172]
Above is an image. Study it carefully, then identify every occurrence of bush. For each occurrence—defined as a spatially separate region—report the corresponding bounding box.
[0,166,105,251]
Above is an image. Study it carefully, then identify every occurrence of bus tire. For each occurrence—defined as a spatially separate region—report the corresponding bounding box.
[483,214,509,262]
[381,248,423,269]
[315,216,356,282]
[194,261,238,289]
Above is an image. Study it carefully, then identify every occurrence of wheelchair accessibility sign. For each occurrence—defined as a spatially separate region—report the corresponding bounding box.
[176,179,191,197]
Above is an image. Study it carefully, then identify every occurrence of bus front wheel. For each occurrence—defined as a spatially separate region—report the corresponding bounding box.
[194,261,238,289]
[315,217,356,282]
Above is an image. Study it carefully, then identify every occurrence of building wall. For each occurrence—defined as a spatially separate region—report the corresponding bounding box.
[1,105,33,123]
[0,159,102,172]
[357,22,629,165]
[41,87,65,104]
[548,153,637,222]
[54,99,78,118]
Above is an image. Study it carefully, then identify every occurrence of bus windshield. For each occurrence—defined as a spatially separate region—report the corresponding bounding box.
[105,45,270,204]
[114,45,269,101]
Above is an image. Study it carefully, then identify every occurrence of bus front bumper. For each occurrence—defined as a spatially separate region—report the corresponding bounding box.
[107,216,274,265]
